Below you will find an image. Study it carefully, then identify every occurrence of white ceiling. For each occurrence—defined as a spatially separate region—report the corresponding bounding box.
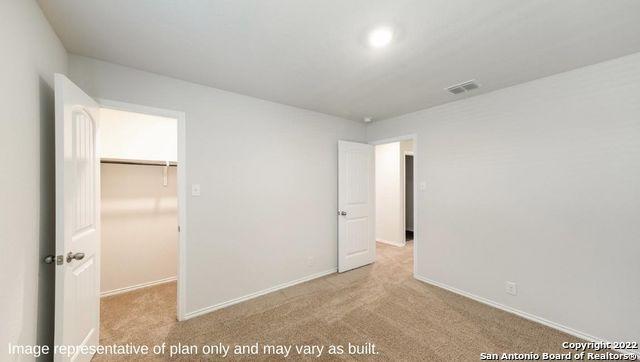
[38,0,640,121]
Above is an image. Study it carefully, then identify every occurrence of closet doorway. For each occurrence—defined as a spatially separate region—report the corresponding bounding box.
[98,100,187,322]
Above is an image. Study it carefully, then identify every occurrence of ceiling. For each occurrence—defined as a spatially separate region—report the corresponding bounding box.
[38,0,640,121]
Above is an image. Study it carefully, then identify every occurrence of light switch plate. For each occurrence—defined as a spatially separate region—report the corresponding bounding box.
[419,182,427,191]
[191,184,201,196]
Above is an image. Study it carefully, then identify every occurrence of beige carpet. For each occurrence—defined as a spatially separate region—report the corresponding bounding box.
[98,242,588,361]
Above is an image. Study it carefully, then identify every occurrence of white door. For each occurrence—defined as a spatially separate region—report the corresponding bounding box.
[54,74,101,362]
[338,141,375,273]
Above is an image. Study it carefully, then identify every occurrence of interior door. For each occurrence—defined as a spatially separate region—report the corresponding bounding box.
[54,73,101,362]
[338,140,375,273]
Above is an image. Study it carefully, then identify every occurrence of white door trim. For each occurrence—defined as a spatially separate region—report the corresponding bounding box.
[95,98,188,321]
[403,151,414,235]
[369,134,418,278]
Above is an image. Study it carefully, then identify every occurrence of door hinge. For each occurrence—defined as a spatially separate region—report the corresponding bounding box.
[178,225,181,232]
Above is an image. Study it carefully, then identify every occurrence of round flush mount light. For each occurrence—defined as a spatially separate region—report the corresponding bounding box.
[368,26,394,48]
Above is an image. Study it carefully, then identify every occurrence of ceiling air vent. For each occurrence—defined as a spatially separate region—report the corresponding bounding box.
[446,80,480,95]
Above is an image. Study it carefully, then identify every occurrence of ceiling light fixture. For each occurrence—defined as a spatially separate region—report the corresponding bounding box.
[368,27,393,48]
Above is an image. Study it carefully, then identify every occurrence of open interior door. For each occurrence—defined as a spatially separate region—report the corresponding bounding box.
[54,74,101,361]
[338,140,375,273]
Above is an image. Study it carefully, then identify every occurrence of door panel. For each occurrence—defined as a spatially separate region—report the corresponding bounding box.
[55,74,101,362]
[338,141,375,273]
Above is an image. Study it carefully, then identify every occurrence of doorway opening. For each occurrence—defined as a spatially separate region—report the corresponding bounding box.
[97,102,186,326]
[405,153,414,243]
[373,136,416,269]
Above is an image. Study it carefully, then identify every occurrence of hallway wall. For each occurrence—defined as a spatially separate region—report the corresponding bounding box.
[375,140,414,246]
[375,142,403,245]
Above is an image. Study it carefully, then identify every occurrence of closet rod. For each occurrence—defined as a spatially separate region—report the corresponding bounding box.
[101,159,178,167]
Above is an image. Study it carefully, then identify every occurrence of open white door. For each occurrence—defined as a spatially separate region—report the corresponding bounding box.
[338,140,375,273]
[54,74,101,361]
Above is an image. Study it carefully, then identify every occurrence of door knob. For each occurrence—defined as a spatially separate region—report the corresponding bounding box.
[339,211,347,216]
[66,252,85,263]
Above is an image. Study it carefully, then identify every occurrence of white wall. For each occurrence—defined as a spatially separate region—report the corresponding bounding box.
[375,140,414,246]
[101,163,178,295]
[100,108,178,162]
[68,55,365,316]
[375,142,403,245]
[0,0,68,359]
[366,52,640,345]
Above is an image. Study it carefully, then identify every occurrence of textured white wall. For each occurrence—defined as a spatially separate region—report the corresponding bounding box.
[101,163,178,294]
[366,52,640,344]
[375,142,403,245]
[69,55,365,315]
[375,140,414,246]
[100,108,178,162]
[0,0,67,358]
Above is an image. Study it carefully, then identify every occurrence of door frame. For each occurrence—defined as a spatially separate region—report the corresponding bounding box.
[369,134,418,277]
[96,98,188,321]
[403,151,414,238]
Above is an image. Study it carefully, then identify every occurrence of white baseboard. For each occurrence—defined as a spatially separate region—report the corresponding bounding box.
[414,275,639,357]
[377,239,405,247]
[184,268,337,320]
[101,276,177,297]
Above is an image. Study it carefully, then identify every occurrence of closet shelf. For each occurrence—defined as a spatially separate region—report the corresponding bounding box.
[101,158,177,167]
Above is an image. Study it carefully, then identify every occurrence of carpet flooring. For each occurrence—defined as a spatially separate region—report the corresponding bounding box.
[98,242,587,361]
